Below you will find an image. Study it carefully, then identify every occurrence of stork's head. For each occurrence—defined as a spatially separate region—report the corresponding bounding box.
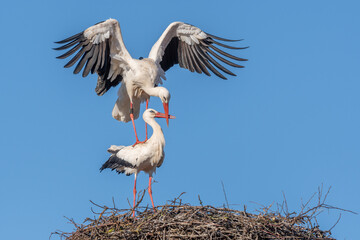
[156,87,171,126]
[143,108,175,122]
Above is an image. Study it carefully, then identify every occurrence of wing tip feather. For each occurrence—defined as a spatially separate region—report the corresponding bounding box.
[205,32,243,42]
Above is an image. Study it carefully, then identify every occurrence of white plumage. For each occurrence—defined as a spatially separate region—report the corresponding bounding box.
[100,108,175,216]
[102,109,168,176]
[55,18,247,144]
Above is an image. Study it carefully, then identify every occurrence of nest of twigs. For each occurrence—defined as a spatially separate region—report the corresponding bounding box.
[51,186,353,240]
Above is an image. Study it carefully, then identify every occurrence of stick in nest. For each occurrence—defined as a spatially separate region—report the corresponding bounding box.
[51,187,355,240]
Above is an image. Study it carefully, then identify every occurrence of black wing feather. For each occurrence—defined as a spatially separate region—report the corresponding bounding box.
[74,46,95,75]
[180,41,190,70]
[206,38,248,50]
[63,40,92,68]
[54,32,83,44]
[100,41,106,69]
[186,44,202,73]
[208,44,247,61]
[53,38,82,51]
[183,44,195,72]
[190,45,211,76]
[83,45,99,77]
[194,45,226,79]
[54,22,123,96]
[203,50,236,76]
[158,26,247,79]
[91,43,103,74]
[204,33,242,42]
[159,37,179,71]
[100,154,135,175]
[206,47,245,68]
[95,40,122,96]
[56,42,84,59]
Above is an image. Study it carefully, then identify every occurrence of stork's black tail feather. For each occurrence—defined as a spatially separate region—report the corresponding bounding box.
[100,154,135,174]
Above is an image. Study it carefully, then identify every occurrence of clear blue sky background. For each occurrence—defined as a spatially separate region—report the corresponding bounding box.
[1,0,359,239]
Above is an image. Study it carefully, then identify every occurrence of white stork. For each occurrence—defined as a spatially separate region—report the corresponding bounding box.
[54,19,247,145]
[100,108,175,217]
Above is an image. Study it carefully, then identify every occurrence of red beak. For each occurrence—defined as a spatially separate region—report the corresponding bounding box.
[163,102,170,126]
[155,111,175,121]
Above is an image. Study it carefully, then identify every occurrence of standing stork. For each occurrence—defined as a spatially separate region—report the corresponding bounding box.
[54,19,247,145]
[100,108,175,217]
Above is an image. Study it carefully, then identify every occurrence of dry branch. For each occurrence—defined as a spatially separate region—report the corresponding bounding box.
[51,187,352,240]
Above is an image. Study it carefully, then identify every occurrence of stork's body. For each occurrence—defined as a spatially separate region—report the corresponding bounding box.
[112,58,163,122]
[111,58,169,142]
[55,19,247,144]
[100,109,175,216]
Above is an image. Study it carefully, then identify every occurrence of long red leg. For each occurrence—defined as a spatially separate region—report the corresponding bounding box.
[148,176,156,211]
[145,99,149,141]
[130,103,140,143]
[132,173,137,218]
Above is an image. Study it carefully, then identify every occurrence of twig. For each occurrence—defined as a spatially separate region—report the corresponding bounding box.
[221,180,230,209]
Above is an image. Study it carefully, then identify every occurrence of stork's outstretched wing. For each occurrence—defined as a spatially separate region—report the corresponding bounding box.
[148,22,247,80]
[54,19,132,96]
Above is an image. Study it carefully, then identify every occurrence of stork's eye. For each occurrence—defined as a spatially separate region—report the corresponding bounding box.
[149,110,156,114]
[163,97,167,102]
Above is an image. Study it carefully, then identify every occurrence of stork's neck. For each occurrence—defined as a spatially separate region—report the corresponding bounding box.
[142,86,161,98]
[146,118,165,145]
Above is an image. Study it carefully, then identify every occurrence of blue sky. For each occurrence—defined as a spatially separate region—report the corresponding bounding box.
[1,0,359,239]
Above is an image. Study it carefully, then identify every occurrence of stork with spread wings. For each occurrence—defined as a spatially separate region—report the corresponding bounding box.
[55,19,247,145]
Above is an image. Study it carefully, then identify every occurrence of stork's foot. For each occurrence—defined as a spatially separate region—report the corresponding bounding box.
[132,140,147,147]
